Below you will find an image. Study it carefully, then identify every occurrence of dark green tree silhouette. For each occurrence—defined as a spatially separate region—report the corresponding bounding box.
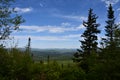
[73,9,100,73]
[77,9,100,73]
[80,8,100,56]
[26,37,31,55]
[114,28,120,47]
[104,4,118,47]
[0,0,24,40]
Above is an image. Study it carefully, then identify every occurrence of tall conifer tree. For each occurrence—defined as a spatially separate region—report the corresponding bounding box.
[80,8,100,56]
[26,37,31,54]
[73,8,100,63]
[104,4,118,47]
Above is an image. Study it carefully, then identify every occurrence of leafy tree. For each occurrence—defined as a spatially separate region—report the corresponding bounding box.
[0,0,24,40]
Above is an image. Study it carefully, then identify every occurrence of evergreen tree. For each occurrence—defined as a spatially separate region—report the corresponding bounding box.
[73,9,100,68]
[28,37,31,52]
[104,4,118,47]
[114,28,120,47]
[80,8,100,56]
[26,37,31,54]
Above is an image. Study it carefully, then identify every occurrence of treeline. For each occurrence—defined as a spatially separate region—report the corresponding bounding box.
[0,45,120,80]
[0,47,84,80]
[72,4,120,80]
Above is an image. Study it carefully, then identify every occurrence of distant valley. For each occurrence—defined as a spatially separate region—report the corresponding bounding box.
[19,48,77,61]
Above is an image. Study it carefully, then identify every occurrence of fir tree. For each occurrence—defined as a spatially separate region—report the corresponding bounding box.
[104,4,118,47]
[26,37,31,54]
[80,8,100,56]
[73,8,100,63]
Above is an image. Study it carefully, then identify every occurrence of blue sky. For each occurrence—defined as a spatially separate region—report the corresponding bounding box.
[8,0,120,49]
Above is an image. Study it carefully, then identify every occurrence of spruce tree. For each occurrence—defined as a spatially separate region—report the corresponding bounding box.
[26,37,31,54]
[73,8,100,63]
[101,4,120,61]
[80,8,100,56]
[104,4,118,47]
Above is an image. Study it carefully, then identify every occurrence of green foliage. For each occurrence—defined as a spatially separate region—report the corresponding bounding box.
[0,47,32,80]
[0,0,24,40]
[0,46,120,80]
[114,28,120,47]
[10,48,32,80]
[0,47,86,80]
[30,63,44,80]
[0,48,12,80]
[60,66,85,80]
[45,61,61,80]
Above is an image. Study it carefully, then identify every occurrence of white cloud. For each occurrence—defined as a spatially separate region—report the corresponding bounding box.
[13,35,66,41]
[76,24,84,29]
[63,34,81,38]
[117,8,120,11]
[101,0,119,7]
[54,14,87,21]
[116,8,120,22]
[61,22,71,26]
[20,23,85,33]
[14,7,33,13]
[61,15,87,21]
[13,34,81,41]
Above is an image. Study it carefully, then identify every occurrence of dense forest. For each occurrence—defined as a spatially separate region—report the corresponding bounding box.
[0,0,120,80]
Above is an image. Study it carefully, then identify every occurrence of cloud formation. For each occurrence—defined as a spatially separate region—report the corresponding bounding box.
[117,8,120,11]
[54,14,87,21]
[13,34,81,41]
[101,0,119,7]
[20,23,84,33]
[14,7,33,13]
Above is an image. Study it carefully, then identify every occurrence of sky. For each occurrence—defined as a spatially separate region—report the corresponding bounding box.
[7,0,120,49]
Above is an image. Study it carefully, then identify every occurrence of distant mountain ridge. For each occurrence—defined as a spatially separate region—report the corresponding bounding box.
[15,48,77,61]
